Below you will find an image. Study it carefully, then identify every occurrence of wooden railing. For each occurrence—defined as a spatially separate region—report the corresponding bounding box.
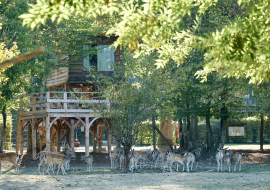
[19,91,108,116]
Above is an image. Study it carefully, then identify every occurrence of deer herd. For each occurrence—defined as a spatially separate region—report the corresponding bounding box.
[0,145,244,175]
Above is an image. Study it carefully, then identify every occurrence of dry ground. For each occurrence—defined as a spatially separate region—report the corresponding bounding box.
[1,148,270,190]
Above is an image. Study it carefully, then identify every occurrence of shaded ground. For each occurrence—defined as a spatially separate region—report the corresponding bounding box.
[1,148,270,189]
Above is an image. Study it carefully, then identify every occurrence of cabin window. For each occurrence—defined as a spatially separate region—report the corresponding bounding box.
[83,45,97,71]
[97,45,115,71]
[83,44,114,71]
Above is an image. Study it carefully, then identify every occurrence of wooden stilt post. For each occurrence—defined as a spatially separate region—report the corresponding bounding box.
[20,120,24,154]
[107,130,111,153]
[46,116,50,151]
[32,120,37,160]
[93,121,97,153]
[85,117,90,157]
[97,125,102,152]
[70,119,75,153]
[57,123,61,152]
[16,116,21,153]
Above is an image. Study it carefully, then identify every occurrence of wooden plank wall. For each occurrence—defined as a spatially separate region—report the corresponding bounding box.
[46,67,69,88]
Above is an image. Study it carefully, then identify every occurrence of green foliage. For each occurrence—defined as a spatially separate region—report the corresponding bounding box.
[0,115,12,150]
[196,0,270,84]
[20,0,270,84]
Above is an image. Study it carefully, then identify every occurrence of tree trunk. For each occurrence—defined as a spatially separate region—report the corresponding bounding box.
[0,106,6,153]
[260,113,264,151]
[178,118,184,148]
[206,115,213,151]
[190,115,198,144]
[123,145,131,173]
[152,115,156,150]
[182,117,189,149]
[159,118,174,147]
[218,104,228,149]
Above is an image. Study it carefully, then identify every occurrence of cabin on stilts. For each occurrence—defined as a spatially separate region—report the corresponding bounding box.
[15,35,121,159]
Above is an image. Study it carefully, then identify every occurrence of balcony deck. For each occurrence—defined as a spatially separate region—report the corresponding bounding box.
[19,91,108,120]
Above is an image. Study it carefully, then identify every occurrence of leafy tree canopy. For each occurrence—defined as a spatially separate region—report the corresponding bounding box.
[20,0,270,84]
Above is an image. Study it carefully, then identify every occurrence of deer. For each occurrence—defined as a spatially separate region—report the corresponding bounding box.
[36,151,67,174]
[223,154,231,172]
[216,148,225,172]
[80,154,93,172]
[129,149,142,172]
[0,152,21,174]
[119,152,125,170]
[152,151,166,170]
[163,151,195,172]
[231,151,243,172]
[42,153,72,175]
[136,149,151,168]
[109,151,119,169]
[183,152,195,172]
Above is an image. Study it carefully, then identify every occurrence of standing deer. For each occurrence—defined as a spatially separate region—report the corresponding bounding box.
[216,148,225,172]
[36,151,67,174]
[42,153,72,175]
[0,152,20,174]
[231,152,243,172]
[109,151,119,169]
[223,155,231,172]
[81,154,93,172]
[163,151,195,172]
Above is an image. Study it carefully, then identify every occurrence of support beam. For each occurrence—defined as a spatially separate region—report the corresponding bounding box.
[107,130,111,153]
[32,121,37,160]
[85,117,90,157]
[57,122,61,152]
[97,125,104,152]
[46,116,50,151]
[70,119,75,153]
[92,121,97,153]
[20,120,24,154]
[16,116,21,153]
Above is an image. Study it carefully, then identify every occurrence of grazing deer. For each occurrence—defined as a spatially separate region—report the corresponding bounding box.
[231,152,243,172]
[216,148,225,172]
[81,155,93,172]
[43,153,72,175]
[0,152,20,174]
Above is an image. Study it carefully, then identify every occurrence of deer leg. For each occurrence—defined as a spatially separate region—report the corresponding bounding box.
[221,160,223,172]
[186,162,190,172]
[61,165,66,175]
[45,165,50,175]
[57,165,61,175]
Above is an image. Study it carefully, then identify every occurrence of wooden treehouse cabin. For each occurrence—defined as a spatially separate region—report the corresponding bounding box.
[16,35,121,159]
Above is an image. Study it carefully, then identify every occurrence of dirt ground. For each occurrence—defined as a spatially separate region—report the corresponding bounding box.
[1,149,270,189]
